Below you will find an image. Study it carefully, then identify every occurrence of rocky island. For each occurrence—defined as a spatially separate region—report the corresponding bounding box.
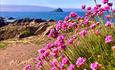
[52,8,63,12]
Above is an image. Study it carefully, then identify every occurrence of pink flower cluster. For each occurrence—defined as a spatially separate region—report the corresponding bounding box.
[24,0,114,69]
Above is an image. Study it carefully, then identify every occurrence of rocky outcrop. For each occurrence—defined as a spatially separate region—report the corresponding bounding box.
[0,18,55,41]
[52,8,63,12]
[0,17,7,27]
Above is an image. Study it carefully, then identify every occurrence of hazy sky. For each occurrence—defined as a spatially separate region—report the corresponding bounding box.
[0,0,115,8]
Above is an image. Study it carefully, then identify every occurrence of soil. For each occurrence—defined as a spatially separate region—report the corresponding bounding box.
[0,36,51,70]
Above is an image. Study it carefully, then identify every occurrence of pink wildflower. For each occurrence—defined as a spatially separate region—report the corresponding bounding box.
[107,2,113,6]
[36,61,43,68]
[106,15,111,20]
[43,50,50,57]
[90,23,96,29]
[62,57,69,65]
[81,4,86,9]
[62,22,68,30]
[105,21,111,27]
[68,64,75,70]
[95,30,100,36]
[103,5,110,11]
[79,30,87,37]
[23,64,32,70]
[90,62,101,70]
[69,12,77,18]
[51,59,58,67]
[84,19,89,25]
[76,57,86,68]
[112,9,115,13]
[102,0,108,4]
[64,16,69,21]
[105,35,112,43]
[87,7,91,10]
[51,67,57,70]
[96,4,101,8]
[59,63,65,69]
[68,38,74,44]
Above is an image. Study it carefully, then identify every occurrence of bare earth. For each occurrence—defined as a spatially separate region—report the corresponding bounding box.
[0,36,50,70]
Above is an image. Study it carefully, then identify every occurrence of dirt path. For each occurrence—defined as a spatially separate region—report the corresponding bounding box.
[0,36,50,70]
[0,42,39,70]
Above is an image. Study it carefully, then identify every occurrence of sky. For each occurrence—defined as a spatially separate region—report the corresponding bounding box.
[0,0,115,8]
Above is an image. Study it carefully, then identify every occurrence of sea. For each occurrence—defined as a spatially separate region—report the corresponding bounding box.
[0,12,115,22]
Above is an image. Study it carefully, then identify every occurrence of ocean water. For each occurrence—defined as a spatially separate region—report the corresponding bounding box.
[0,12,85,20]
[0,12,115,22]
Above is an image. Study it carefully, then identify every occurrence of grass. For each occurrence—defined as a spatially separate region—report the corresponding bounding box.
[64,25,115,69]
[0,41,7,49]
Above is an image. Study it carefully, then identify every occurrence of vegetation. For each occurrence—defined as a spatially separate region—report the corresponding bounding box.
[24,0,115,70]
[0,42,6,49]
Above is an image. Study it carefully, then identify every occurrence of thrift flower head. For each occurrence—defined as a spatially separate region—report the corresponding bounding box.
[48,29,59,38]
[68,38,74,44]
[38,48,45,54]
[95,30,100,36]
[55,24,61,31]
[102,0,108,4]
[57,35,65,41]
[96,4,101,8]
[79,30,87,37]
[90,62,101,70]
[87,7,91,10]
[62,22,68,30]
[59,63,65,69]
[108,2,113,6]
[23,64,32,70]
[84,19,89,25]
[46,43,53,49]
[105,21,111,27]
[112,9,115,13]
[105,35,112,43]
[62,57,69,64]
[64,16,69,21]
[51,59,58,67]
[103,5,110,11]
[76,57,86,68]
[51,67,57,70]
[69,12,77,18]
[36,61,43,68]
[106,15,111,20]
[68,22,76,28]
[97,11,103,16]
[93,6,99,12]
[52,48,58,53]
[90,23,96,29]
[58,20,63,24]
[43,50,50,57]
[59,45,67,50]
[81,4,86,9]
[68,64,75,70]
[38,55,45,60]
[51,52,58,57]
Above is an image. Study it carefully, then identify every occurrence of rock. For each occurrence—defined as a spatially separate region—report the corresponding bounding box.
[52,8,63,12]
[8,17,15,20]
[48,19,56,22]
[34,22,49,35]
[0,17,56,41]
[34,18,46,23]
[43,25,53,36]
[0,17,6,27]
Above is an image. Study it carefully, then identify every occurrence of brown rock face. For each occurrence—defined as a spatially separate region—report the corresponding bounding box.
[0,19,55,41]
